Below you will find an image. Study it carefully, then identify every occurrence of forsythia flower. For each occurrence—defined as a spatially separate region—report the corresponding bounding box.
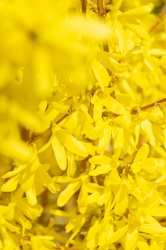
[1,0,166,249]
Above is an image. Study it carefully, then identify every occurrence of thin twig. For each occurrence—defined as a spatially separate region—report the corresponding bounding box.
[149,19,161,33]
[28,109,76,144]
[130,98,166,114]
[103,98,166,117]
[149,3,166,33]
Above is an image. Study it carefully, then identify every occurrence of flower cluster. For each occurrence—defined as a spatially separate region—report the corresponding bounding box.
[1,0,166,249]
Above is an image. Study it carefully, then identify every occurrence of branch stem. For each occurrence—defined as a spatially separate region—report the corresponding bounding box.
[97,0,105,16]
[103,98,166,117]
[81,0,87,13]
[131,98,166,114]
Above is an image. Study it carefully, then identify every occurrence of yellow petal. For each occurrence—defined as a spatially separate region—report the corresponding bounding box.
[26,186,37,206]
[77,185,88,214]
[139,224,166,234]
[52,101,70,113]
[108,169,121,185]
[59,131,94,157]
[38,100,48,116]
[91,95,103,124]
[18,199,43,220]
[125,23,149,39]
[38,135,53,153]
[164,129,166,149]
[96,51,125,73]
[52,135,67,171]
[137,235,149,250]
[137,143,149,160]
[89,165,112,176]
[50,209,71,217]
[1,176,18,192]
[57,181,81,207]
[2,164,26,178]
[89,155,111,165]
[115,21,127,55]
[54,176,74,183]
[97,125,112,153]
[87,219,100,249]
[125,231,138,250]
[114,127,124,149]
[0,138,34,163]
[131,161,143,174]
[141,120,156,146]
[67,150,76,177]
[84,120,98,140]
[146,206,166,217]
[107,225,128,243]
[114,186,128,216]
[32,48,53,99]
[121,5,152,19]
[102,96,125,115]
[131,71,150,90]
[20,174,35,192]
[149,48,166,56]
[64,16,110,41]
[131,144,149,174]
[91,59,110,90]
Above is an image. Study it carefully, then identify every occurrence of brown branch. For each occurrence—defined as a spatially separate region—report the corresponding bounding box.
[149,4,166,33]
[97,0,105,17]
[28,108,76,144]
[149,18,161,33]
[130,98,166,114]
[56,113,71,125]
[103,98,166,117]
[81,0,87,13]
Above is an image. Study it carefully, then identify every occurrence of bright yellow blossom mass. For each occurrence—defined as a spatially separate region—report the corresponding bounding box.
[1,0,166,249]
